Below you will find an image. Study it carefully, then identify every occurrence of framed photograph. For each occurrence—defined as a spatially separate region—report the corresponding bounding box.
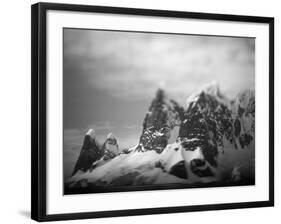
[31,2,274,222]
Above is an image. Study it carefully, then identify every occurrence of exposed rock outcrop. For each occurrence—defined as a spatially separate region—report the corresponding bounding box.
[139,89,184,153]
[72,129,104,176]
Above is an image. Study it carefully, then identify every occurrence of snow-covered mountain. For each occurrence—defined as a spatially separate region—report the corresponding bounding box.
[65,83,255,193]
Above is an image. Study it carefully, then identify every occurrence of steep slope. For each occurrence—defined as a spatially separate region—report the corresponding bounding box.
[71,129,104,176]
[138,89,184,153]
[67,143,184,188]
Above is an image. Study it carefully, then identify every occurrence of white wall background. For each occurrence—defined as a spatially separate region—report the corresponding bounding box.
[0,0,279,223]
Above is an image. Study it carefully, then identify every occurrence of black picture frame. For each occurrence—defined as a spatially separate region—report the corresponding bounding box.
[31,2,274,222]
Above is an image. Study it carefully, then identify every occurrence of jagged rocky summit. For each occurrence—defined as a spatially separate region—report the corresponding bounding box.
[66,83,255,192]
[71,129,103,176]
[138,89,184,153]
[179,83,255,168]
[72,130,119,176]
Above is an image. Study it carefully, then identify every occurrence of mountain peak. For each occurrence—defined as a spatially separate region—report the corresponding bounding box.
[201,81,223,98]
[139,89,183,153]
[106,133,116,140]
[71,128,102,176]
[154,88,166,102]
[86,129,96,139]
[186,81,226,108]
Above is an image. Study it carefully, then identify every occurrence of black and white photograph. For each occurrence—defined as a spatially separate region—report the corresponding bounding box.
[0,0,278,223]
[63,29,255,194]
[28,2,274,222]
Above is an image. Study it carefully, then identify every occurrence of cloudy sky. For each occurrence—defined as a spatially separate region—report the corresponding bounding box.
[63,28,255,179]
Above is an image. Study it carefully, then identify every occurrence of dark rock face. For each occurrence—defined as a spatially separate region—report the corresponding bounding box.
[101,133,119,160]
[179,92,234,167]
[234,119,241,137]
[139,89,184,153]
[179,89,255,168]
[72,134,104,176]
[169,160,188,179]
[190,159,214,177]
[139,127,168,153]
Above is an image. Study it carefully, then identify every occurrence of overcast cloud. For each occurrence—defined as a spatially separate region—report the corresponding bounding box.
[64,29,254,102]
